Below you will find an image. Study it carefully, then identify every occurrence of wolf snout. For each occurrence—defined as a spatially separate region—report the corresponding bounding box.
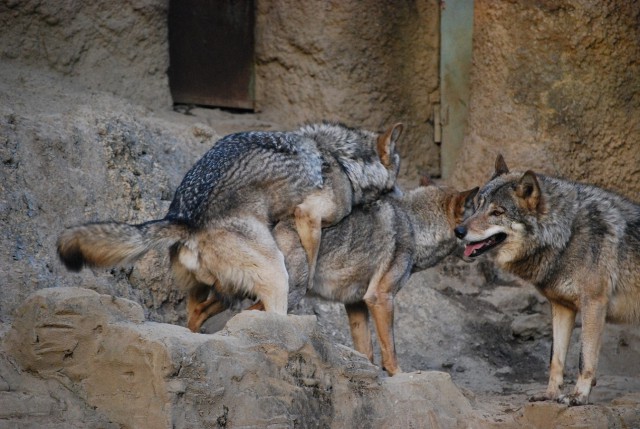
[454,225,467,239]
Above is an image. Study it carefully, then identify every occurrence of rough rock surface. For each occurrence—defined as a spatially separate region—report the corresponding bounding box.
[3,286,640,428]
[3,287,474,428]
[0,0,172,108]
[0,60,210,326]
[451,0,640,197]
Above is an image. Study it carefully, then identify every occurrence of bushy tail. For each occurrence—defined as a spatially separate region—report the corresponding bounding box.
[57,219,190,272]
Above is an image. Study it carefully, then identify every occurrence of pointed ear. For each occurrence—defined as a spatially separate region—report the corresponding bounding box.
[490,154,509,180]
[419,174,432,187]
[462,187,479,209]
[449,187,479,225]
[516,170,543,212]
[377,123,403,167]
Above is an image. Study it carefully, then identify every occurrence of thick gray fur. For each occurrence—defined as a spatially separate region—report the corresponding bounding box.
[473,172,640,297]
[167,122,399,226]
[58,121,401,315]
[276,184,466,307]
[458,156,640,405]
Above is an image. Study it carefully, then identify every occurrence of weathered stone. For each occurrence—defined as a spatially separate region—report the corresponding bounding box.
[3,287,474,429]
[511,313,552,340]
[0,0,172,107]
[479,286,547,316]
[451,0,640,199]
[255,1,441,181]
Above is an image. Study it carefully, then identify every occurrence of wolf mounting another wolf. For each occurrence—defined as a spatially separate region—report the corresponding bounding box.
[455,154,640,405]
[189,177,477,376]
[57,122,402,317]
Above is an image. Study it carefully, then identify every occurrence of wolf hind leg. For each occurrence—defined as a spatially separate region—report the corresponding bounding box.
[186,283,227,332]
[196,222,289,315]
[345,301,374,363]
[170,247,225,332]
[247,301,265,311]
[295,191,350,290]
[249,247,289,314]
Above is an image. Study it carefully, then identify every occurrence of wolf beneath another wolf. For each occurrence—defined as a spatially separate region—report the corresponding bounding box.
[190,178,477,375]
[455,155,640,405]
[57,122,402,317]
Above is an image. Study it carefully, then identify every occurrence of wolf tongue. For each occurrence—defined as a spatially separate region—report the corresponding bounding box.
[464,242,486,257]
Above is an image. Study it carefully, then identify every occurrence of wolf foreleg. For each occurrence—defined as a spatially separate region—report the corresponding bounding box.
[558,296,607,406]
[366,291,399,375]
[345,301,374,363]
[363,260,410,376]
[530,300,576,402]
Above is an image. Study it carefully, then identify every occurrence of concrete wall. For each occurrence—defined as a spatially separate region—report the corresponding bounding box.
[255,1,441,179]
[1,0,442,180]
[0,0,172,107]
[452,0,640,198]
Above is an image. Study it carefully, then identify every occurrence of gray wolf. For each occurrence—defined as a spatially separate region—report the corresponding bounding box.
[454,154,640,405]
[57,122,403,317]
[190,178,478,376]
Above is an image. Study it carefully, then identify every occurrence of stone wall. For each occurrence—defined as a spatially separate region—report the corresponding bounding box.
[255,0,441,179]
[451,0,640,198]
[0,0,442,180]
[0,0,172,108]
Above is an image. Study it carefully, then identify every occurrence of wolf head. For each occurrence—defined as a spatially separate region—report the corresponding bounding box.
[454,155,546,264]
[406,175,478,267]
[417,175,479,229]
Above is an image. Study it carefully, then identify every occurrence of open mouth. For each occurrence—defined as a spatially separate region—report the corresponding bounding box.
[464,232,507,258]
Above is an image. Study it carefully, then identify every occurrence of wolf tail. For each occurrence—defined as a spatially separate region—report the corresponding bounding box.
[57,219,190,272]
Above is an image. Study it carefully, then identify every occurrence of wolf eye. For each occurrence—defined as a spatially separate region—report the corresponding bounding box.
[490,208,505,216]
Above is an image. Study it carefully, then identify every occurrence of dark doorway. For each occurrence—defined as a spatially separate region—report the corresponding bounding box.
[168,0,255,110]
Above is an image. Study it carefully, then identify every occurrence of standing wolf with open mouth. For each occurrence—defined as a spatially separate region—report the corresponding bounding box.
[57,121,403,317]
[455,154,640,405]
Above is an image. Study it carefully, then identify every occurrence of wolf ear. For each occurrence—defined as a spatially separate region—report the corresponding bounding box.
[450,187,479,224]
[490,154,510,180]
[516,170,543,212]
[377,123,403,167]
[462,187,479,207]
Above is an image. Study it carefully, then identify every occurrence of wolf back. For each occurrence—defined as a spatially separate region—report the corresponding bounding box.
[58,122,402,315]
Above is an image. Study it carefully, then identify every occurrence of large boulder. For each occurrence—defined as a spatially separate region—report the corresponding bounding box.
[3,287,474,428]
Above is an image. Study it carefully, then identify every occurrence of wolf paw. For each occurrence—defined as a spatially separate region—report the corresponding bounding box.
[557,393,588,406]
[528,392,555,402]
[382,365,402,376]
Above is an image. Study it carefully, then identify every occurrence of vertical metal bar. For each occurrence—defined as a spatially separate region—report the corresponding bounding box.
[440,0,474,179]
